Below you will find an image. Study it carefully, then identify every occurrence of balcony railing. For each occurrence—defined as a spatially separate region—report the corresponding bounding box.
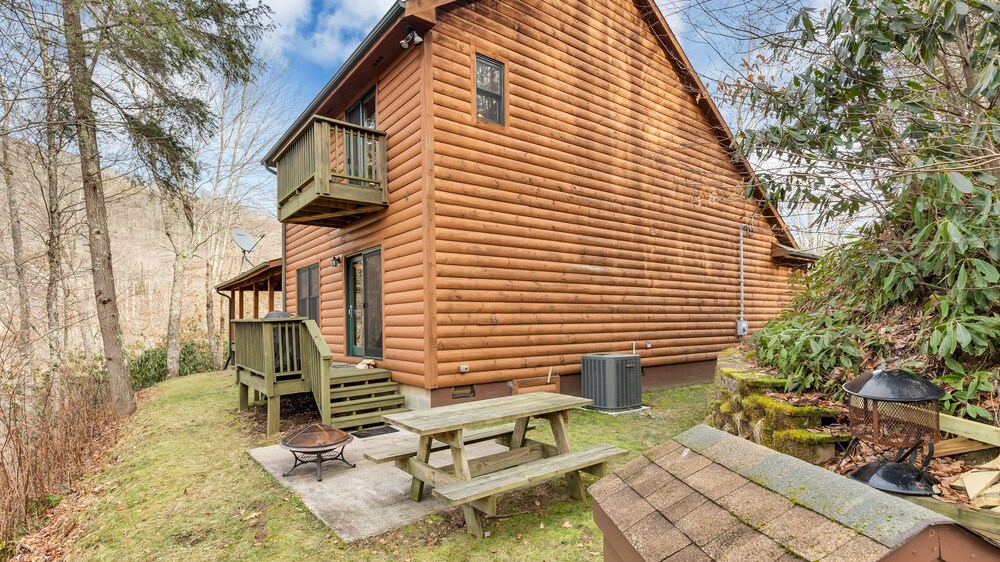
[275,115,388,227]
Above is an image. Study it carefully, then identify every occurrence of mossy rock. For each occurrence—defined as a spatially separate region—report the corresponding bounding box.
[719,400,734,416]
[719,367,787,396]
[773,429,851,465]
[741,395,840,432]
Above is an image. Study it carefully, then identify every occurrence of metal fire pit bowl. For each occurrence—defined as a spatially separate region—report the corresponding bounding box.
[844,369,944,448]
[279,423,356,481]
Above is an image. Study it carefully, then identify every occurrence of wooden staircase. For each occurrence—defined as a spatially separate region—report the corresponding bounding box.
[328,366,409,431]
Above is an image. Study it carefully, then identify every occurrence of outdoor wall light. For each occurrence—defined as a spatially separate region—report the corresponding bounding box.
[330,255,342,268]
[400,28,423,50]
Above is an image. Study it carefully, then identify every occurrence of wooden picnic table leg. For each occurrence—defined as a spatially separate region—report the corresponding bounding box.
[547,411,586,500]
[450,443,485,538]
[509,416,530,449]
[409,435,432,501]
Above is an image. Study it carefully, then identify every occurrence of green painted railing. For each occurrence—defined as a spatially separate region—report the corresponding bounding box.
[232,317,331,426]
[300,318,332,425]
[275,115,388,222]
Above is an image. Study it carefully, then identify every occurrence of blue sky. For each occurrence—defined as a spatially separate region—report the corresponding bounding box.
[260,0,749,113]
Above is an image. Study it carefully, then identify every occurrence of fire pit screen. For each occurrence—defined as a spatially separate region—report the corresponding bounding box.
[840,368,946,496]
[845,394,940,448]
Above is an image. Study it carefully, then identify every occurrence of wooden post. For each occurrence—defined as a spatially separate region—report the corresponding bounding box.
[238,381,248,411]
[267,276,275,312]
[450,442,485,538]
[253,283,260,318]
[238,289,244,319]
[410,436,433,501]
[267,395,280,436]
[547,412,585,500]
[228,290,236,351]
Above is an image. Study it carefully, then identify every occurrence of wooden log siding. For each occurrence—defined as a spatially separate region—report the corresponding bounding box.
[285,46,429,387]
[428,0,794,387]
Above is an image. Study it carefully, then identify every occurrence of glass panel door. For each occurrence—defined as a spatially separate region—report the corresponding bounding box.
[345,89,377,183]
[346,248,382,358]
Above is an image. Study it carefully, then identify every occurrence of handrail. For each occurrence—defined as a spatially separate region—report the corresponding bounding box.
[300,318,332,425]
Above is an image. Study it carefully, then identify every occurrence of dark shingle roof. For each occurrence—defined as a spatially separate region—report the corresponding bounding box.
[590,425,957,561]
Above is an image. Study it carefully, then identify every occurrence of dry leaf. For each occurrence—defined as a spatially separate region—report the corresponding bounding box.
[241,511,262,521]
[539,522,545,529]
[562,521,573,528]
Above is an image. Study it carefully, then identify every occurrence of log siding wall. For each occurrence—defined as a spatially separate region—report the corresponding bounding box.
[285,46,429,387]
[428,0,795,388]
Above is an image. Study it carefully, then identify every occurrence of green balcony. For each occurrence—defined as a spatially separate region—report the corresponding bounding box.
[275,116,388,228]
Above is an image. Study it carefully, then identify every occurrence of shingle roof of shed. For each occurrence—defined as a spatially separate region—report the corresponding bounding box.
[589,424,956,561]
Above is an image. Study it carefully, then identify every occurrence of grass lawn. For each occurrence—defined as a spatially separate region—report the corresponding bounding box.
[35,371,708,561]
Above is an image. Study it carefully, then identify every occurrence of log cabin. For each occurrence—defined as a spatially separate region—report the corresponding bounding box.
[263,0,811,412]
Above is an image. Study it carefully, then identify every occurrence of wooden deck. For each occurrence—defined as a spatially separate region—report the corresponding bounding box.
[233,318,408,435]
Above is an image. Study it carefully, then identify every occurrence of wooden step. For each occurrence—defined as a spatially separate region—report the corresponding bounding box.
[364,422,537,464]
[432,444,628,506]
[329,368,393,386]
[330,406,411,430]
[330,381,399,400]
[329,395,405,414]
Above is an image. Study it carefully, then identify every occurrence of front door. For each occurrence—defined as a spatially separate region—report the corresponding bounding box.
[346,248,382,358]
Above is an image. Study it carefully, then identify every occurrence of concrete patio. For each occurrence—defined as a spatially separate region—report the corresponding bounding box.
[248,429,508,541]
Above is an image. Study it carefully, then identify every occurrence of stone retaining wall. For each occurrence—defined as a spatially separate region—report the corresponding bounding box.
[709,348,850,465]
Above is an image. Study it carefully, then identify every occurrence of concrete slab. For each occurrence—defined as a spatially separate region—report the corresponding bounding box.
[248,430,508,542]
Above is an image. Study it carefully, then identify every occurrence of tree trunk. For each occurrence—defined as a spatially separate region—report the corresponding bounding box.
[62,0,134,416]
[1,103,32,367]
[165,252,187,378]
[43,118,63,376]
[205,261,221,369]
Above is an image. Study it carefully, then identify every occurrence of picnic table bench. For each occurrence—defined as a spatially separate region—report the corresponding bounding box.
[364,392,627,537]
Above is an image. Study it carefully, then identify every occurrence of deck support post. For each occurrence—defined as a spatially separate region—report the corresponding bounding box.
[267,277,275,312]
[410,435,432,501]
[253,284,259,318]
[546,412,585,500]
[267,395,280,436]
[238,381,248,411]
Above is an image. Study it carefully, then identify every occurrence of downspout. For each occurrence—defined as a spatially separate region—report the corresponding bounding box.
[737,225,749,339]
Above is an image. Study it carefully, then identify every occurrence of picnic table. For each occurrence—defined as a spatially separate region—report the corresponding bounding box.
[364,392,627,537]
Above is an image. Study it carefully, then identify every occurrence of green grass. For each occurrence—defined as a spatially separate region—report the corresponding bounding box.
[56,372,708,561]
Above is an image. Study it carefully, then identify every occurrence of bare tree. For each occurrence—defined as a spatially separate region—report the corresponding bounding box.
[200,69,291,366]
[0,78,32,368]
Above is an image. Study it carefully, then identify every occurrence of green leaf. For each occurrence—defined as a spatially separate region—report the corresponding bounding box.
[955,323,972,348]
[948,171,974,193]
[944,356,966,374]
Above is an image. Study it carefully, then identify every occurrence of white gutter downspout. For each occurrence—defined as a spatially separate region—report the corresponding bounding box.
[737,225,749,338]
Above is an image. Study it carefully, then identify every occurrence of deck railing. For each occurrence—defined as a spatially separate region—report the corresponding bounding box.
[275,116,388,215]
[300,318,332,425]
[233,317,331,426]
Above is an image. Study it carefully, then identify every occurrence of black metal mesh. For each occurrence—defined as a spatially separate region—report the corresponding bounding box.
[363,251,382,354]
[846,395,940,448]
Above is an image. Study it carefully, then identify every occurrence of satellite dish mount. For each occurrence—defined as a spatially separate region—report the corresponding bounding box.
[231,228,265,272]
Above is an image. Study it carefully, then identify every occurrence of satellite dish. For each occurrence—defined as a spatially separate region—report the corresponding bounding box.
[231,228,264,272]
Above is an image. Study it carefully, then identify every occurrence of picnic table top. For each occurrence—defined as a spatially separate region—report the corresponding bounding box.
[382,392,592,436]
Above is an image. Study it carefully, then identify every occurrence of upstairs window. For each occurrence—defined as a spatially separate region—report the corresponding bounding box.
[475,54,504,125]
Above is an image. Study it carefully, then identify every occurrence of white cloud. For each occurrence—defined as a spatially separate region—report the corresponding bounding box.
[263,0,398,69]
[657,0,689,38]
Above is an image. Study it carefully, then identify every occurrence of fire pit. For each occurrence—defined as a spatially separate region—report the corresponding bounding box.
[279,423,356,482]
[840,368,946,496]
